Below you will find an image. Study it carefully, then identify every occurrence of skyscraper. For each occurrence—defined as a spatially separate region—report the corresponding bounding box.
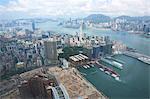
[44,40,58,64]
[79,21,84,41]
[92,43,113,59]
[104,36,110,44]
[104,43,113,55]
[32,21,35,31]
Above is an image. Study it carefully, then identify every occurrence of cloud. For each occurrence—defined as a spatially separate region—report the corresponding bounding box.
[0,0,149,19]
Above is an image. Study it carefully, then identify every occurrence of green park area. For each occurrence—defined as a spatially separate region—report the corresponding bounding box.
[58,46,91,60]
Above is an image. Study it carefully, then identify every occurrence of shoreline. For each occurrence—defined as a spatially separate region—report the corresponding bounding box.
[88,27,111,31]
[75,68,108,99]
[48,66,107,99]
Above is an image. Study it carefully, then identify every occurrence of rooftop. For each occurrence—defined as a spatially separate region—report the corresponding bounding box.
[69,54,89,62]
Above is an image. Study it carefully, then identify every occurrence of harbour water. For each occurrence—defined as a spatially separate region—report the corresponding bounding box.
[36,21,150,98]
[78,55,150,99]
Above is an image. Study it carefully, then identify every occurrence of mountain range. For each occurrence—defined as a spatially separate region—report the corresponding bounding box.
[84,14,150,23]
[84,14,111,23]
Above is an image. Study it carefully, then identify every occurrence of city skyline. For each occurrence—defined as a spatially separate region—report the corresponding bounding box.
[0,1,150,99]
[0,0,149,19]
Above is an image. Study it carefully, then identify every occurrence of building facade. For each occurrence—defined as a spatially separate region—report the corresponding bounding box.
[44,40,58,65]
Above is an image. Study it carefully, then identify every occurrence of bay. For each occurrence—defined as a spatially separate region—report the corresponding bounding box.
[36,21,150,98]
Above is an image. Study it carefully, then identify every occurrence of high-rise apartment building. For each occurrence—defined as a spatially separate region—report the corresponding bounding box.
[44,40,58,64]
[32,21,35,31]
[79,21,84,41]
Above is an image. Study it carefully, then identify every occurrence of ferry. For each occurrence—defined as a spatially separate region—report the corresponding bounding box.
[91,64,94,67]
[86,65,90,68]
[105,71,110,75]
[99,68,104,71]
[83,65,87,69]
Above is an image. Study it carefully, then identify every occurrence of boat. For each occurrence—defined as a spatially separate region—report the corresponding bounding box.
[83,65,87,69]
[105,71,110,75]
[111,73,117,78]
[111,74,120,81]
[88,64,92,67]
[99,68,104,71]
[86,65,90,68]
[115,76,120,81]
[91,64,94,67]
[96,61,121,81]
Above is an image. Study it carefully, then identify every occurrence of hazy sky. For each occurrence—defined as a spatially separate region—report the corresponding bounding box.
[0,0,149,19]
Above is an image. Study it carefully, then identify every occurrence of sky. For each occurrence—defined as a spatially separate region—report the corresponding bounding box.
[0,0,149,19]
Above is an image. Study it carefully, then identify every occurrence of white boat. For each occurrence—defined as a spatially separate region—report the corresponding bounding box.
[115,77,120,81]
[88,64,91,67]
[83,65,87,69]
[111,73,117,78]
[91,64,94,67]
[99,68,104,71]
[112,74,120,81]
[86,65,90,68]
[105,71,110,75]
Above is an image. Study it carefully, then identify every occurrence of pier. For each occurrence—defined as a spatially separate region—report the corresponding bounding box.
[108,57,125,64]
[95,61,120,77]
[123,51,150,65]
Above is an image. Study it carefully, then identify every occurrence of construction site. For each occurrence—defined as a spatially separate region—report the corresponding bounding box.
[48,67,106,99]
[1,66,107,99]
